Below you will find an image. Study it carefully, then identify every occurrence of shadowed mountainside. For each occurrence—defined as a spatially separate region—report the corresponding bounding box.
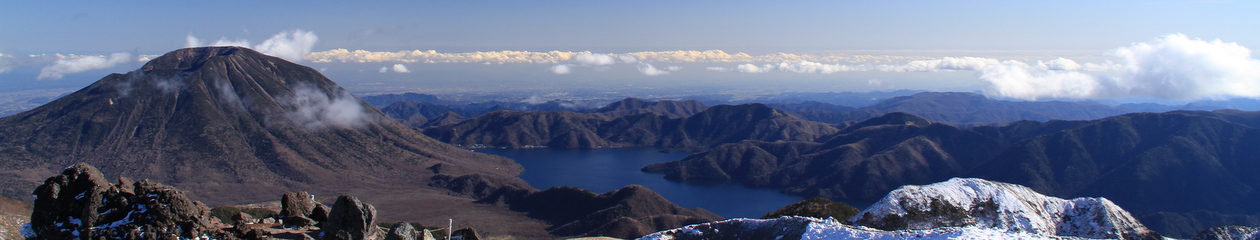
[472,185,723,239]
[645,110,1260,238]
[589,98,710,119]
[424,103,839,151]
[778,92,1134,125]
[641,112,1076,200]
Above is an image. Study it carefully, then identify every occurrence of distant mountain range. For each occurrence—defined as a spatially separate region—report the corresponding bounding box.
[645,110,1260,238]
[773,92,1135,125]
[423,103,838,151]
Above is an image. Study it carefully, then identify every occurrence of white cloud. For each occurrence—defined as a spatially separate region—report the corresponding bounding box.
[186,29,318,63]
[706,67,729,72]
[979,60,1103,100]
[280,84,375,129]
[391,64,410,73]
[779,61,872,73]
[736,63,771,73]
[877,57,998,72]
[378,67,388,73]
[185,34,203,48]
[637,63,669,76]
[618,54,638,63]
[981,34,1260,100]
[573,53,616,66]
[665,66,681,71]
[0,55,13,73]
[254,30,318,62]
[868,79,883,86]
[1039,58,1082,71]
[37,53,132,80]
[550,64,572,74]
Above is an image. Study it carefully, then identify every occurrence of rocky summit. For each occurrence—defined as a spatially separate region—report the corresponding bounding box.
[25,162,464,240]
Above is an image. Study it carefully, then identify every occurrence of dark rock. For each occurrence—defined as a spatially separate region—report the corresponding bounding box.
[282,191,318,219]
[420,229,438,240]
[311,203,331,222]
[28,163,236,240]
[1192,225,1260,240]
[283,191,321,227]
[385,222,417,240]
[762,197,860,220]
[452,227,482,240]
[323,195,383,240]
[233,212,256,224]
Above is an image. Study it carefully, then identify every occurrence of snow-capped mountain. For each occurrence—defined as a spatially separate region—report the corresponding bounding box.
[639,178,1166,240]
[849,178,1160,240]
[639,216,1097,240]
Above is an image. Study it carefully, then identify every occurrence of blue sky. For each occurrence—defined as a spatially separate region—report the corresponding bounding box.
[1,1,1259,106]
[3,1,1256,53]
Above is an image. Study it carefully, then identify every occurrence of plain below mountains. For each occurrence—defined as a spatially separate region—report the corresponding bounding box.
[645,109,1260,238]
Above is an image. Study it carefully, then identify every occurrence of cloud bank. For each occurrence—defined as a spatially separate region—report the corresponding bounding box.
[304,49,932,64]
[981,34,1260,100]
[38,53,133,80]
[186,29,318,63]
[573,53,617,66]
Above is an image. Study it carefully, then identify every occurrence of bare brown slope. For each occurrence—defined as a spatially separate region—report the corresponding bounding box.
[0,47,554,237]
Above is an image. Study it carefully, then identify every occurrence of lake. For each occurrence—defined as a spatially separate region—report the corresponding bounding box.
[474,147,805,219]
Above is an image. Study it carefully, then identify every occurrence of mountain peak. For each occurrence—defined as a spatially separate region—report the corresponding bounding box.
[0,46,524,207]
[850,178,1161,240]
[141,46,260,72]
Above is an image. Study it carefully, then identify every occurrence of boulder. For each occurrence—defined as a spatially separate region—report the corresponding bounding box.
[234,212,257,224]
[420,229,438,240]
[452,227,482,240]
[323,195,384,240]
[283,191,321,227]
[312,203,331,222]
[385,222,417,240]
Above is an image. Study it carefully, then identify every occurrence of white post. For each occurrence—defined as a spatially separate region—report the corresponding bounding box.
[447,218,453,240]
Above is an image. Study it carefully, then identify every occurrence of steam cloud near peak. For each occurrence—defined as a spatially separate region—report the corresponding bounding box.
[279,84,374,129]
[186,29,318,63]
[981,33,1260,100]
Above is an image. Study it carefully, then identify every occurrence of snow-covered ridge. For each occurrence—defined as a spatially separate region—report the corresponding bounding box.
[849,178,1159,240]
[639,216,1093,240]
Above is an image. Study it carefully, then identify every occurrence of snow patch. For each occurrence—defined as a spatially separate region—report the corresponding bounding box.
[639,217,1092,240]
[849,178,1155,239]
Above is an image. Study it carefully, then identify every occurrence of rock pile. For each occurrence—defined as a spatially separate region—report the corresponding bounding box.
[28,163,235,239]
[24,163,466,240]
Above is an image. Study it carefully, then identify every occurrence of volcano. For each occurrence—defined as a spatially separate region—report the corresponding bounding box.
[0,46,560,237]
